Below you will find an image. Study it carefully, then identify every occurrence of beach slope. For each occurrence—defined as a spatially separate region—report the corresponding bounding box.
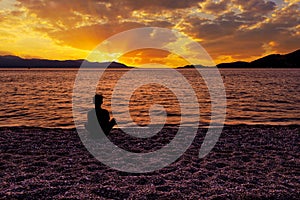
[0,125,299,199]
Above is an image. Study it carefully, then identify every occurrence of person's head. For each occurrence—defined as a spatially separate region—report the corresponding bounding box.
[94,94,103,106]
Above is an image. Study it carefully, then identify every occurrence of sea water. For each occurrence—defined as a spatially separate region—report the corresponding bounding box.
[0,68,299,129]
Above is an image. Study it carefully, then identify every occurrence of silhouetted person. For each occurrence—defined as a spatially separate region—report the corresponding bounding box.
[86,94,116,136]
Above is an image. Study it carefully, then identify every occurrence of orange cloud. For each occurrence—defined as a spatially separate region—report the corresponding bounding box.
[0,0,299,65]
[118,49,189,67]
[49,22,146,50]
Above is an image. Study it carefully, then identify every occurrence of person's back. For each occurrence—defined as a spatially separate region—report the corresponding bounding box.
[96,108,113,134]
[86,94,116,136]
[86,108,100,135]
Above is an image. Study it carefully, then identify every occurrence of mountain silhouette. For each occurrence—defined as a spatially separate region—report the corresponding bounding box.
[0,49,299,68]
[0,56,130,68]
[217,49,300,68]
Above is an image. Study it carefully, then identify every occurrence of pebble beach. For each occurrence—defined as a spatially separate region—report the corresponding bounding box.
[0,125,299,199]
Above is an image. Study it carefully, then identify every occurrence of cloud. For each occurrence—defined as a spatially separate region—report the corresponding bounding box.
[183,11,243,41]
[179,0,300,63]
[118,48,190,67]
[17,0,203,27]
[200,2,300,61]
[202,0,230,14]
[16,0,105,29]
[48,21,151,50]
[234,0,276,13]
[113,0,203,10]
[182,1,277,43]
[1,0,297,64]
[238,3,300,52]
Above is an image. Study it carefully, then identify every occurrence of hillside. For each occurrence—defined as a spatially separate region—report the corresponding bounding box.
[0,56,130,68]
[217,49,300,68]
[1,49,299,68]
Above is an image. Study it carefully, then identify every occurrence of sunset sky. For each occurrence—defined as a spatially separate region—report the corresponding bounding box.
[0,0,299,67]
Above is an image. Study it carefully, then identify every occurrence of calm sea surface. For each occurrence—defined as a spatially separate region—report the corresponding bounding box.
[0,68,299,129]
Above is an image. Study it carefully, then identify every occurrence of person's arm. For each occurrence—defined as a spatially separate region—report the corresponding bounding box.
[105,110,116,129]
[110,118,116,126]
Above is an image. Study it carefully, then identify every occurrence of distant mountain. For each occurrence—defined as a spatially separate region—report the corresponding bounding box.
[1,49,299,69]
[177,64,208,69]
[217,49,300,68]
[179,49,299,68]
[0,55,131,68]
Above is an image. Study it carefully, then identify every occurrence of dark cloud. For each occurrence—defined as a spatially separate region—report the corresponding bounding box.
[239,4,299,37]
[236,3,300,52]
[203,36,265,61]
[234,0,276,13]
[183,1,277,42]
[17,0,203,26]
[235,0,276,23]
[204,0,229,14]
[113,0,203,10]
[184,11,243,40]
[16,0,113,28]
[146,20,173,28]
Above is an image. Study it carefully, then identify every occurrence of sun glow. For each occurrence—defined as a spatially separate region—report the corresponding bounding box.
[117,49,190,67]
[0,0,298,66]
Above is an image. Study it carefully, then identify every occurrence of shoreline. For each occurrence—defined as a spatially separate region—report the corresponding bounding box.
[1,123,299,130]
[0,125,299,199]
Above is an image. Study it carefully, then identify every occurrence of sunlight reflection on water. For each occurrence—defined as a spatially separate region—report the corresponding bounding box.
[0,68,299,129]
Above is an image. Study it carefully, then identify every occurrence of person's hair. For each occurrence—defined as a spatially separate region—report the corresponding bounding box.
[94,94,103,105]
